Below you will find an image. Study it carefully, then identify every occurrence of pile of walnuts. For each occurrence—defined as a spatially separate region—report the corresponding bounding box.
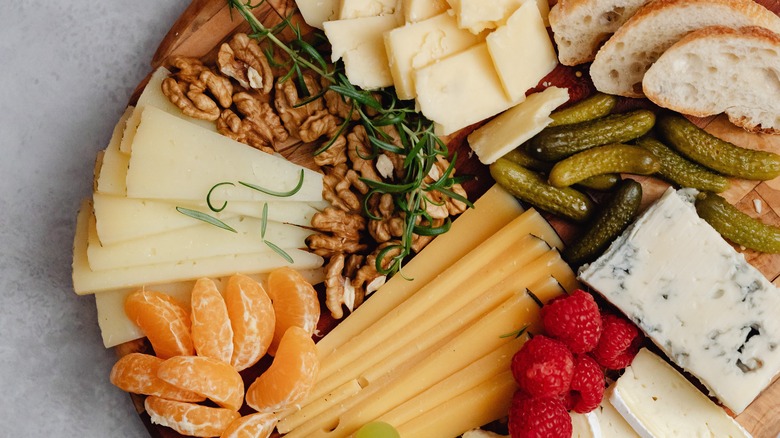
[163,33,468,319]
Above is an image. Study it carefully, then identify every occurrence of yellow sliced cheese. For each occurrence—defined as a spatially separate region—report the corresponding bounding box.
[402,0,448,22]
[124,106,323,203]
[486,1,558,102]
[295,0,339,29]
[95,107,133,196]
[92,193,316,245]
[86,213,312,271]
[323,15,398,89]
[72,202,323,294]
[119,67,215,154]
[468,86,569,165]
[414,43,518,135]
[446,0,523,33]
[315,185,526,361]
[385,12,483,100]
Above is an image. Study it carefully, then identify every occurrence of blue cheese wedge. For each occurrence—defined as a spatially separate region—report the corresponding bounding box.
[610,349,751,437]
[579,188,780,414]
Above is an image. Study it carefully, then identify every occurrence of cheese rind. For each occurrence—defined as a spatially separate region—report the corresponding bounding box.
[595,388,639,437]
[610,349,751,438]
[385,12,483,100]
[323,15,398,89]
[580,188,780,414]
[468,86,569,164]
[486,1,558,102]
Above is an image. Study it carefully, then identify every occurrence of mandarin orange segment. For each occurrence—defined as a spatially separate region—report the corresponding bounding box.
[124,290,194,359]
[109,353,204,402]
[245,326,319,413]
[145,396,240,437]
[224,274,275,371]
[220,412,277,438]
[191,278,234,363]
[157,356,245,411]
[266,267,320,356]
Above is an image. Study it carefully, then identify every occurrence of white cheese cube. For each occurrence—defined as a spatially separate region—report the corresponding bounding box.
[338,0,400,19]
[402,0,449,22]
[446,0,523,33]
[384,12,483,100]
[580,188,780,414]
[486,1,558,102]
[414,43,518,135]
[323,15,398,89]
[610,349,751,438]
[295,0,339,29]
[467,86,568,164]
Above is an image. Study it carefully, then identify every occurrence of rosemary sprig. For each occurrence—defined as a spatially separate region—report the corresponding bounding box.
[175,207,237,232]
[239,169,305,197]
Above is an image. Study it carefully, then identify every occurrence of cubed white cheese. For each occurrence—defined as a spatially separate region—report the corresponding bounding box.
[467,87,569,165]
[402,0,449,22]
[295,0,339,29]
[384,12,483,100]
[323,15,398,89]
[339,0,400,19]
[580,188,780,414]
[414,43,518,135]
[486,1,558,102]
[446,0,523,33]
[610,349,751,438]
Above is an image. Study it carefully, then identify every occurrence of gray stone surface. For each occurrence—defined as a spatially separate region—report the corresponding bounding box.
[0,1,189,435]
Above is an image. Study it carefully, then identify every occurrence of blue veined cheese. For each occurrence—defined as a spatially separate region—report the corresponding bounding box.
[579,188,780,414]
[610,349,751,437]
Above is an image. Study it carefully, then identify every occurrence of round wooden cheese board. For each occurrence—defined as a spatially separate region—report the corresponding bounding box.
[114,0,780,436]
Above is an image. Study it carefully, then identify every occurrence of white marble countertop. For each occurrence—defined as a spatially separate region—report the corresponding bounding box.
[0,1,190,435]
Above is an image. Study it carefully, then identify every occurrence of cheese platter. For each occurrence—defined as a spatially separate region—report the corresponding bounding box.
[73,0,780,436]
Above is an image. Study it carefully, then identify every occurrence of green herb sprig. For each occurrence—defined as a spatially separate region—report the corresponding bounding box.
[227,0,472,275]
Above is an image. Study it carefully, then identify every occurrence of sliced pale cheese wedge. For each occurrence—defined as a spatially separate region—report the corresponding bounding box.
[594,388,639,437]
[315,185,525,361]
[402,0,448,22]
[446,0,523,34]
[385,12,483,100]
[72,202,323,294]
[295,0,339,29]
[414,43,519,135]
[125,106,323,203]
[86,212,312,271]
[92,193,317,245]
[468,86,569,165]
[486,0,557,102]
[119,67,215,154]
[323,15,398,89]
[95,107,133,196]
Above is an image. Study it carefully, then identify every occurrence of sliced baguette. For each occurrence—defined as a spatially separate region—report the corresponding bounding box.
[549,0,652,66]
[643,26,780,134]
[590,0,780,97]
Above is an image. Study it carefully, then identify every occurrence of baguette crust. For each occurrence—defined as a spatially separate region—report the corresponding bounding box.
[549,0,652,66]
[590,0,780,98]
[644,26,780,134]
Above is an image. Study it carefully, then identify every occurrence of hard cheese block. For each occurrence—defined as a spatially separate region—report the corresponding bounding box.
[468,86,569,164]
[445,0,523,33]
[125,106,323,203]
[610,349,751,437]
[402,0,448,22]
[295,0,339,29]
[580,188,780,414]
[323,15,398,89]
[338,0,399,19]
[94,107,133,196]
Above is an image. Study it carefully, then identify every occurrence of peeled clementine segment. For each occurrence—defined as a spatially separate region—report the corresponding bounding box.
[224,274,275,371]
[157,356,245,411]
[191,278,233,363]
[245,326,319,413]
[145,396,240,437]
[266,267,320,356]
[109,353,204,402]
[124,290,194,359]
[220,412,277,438]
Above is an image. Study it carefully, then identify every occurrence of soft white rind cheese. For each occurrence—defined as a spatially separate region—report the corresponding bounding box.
[580,188,780,414]
[595,388,639,437]
[570,411,600,438]
[610,349,751,438]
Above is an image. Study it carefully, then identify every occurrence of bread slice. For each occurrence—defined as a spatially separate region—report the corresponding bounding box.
[549,0,652,66]
[590,0,780,98]
[644,26,780,134]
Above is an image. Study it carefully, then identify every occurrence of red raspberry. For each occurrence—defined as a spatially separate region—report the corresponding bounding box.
[508,391,572,438]
[592,313,644,370]
[541,289,602,354]
[566,355,605,413]
[511,336,573,397]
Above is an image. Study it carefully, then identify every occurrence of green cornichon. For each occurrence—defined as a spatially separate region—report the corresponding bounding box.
[502,148,553,172]
[528,110,656,161]
[634,136,730,193]
[695,192,780,253]
[563,179,643,267]
[576,173,621,191]
[658,114,780,180]
[548,93,618,127]
[547,144,660,188]
[489,158,594,222]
